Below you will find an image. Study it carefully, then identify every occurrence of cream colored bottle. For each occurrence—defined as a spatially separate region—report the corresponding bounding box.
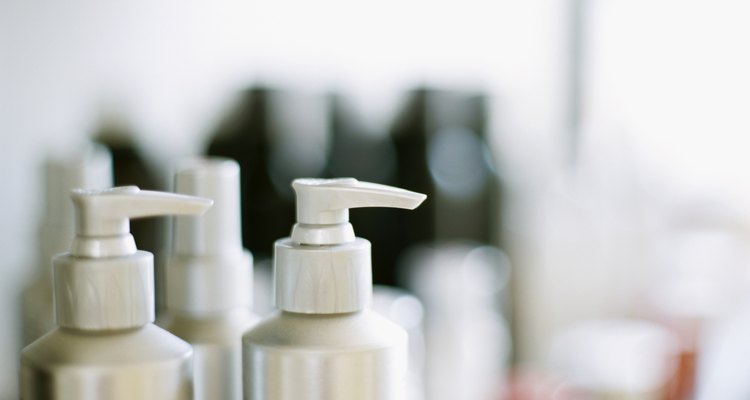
[20,186,212,400]
[243,178,426,400]
[21,144,112,346]
[163,158,259,400]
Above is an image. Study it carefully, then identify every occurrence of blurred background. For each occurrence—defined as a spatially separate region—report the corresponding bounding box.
[3,0,750,398]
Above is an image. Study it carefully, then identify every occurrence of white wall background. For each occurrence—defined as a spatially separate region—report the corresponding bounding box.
[6,0,750,396]
[0,0,566,396]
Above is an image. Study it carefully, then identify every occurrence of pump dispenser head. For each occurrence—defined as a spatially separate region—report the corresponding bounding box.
[275,178,426,314]
[291,178,426,245]
[55,186,212,330]
[70,186,212,258]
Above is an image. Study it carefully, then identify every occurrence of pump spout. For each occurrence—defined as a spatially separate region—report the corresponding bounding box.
[70,186,213,257]
[290,178,426,245]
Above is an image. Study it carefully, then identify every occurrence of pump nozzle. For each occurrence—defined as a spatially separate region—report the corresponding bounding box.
[291,178,426,245]
[70,186,213,257]
[276,178,425,313]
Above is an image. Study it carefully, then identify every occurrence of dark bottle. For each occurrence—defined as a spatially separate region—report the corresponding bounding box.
[326,93,401,285]
[391,87,502,256]
[206,86,329,259]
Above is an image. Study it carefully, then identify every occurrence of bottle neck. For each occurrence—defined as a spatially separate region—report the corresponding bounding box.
[70,234,137,258]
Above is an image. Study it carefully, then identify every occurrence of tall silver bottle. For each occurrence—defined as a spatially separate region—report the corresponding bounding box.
[243,178,426,400]
[20,186,212,400]
[163,158,259,400]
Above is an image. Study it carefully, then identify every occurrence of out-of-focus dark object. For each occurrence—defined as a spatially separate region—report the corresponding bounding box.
[327,94,401,285]
[205,87,328,259]
[390,88,501,283]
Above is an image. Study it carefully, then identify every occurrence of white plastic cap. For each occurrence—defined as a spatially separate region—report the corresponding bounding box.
[167,158,253,315]
[275,178,426,314]
[54,186,212,330]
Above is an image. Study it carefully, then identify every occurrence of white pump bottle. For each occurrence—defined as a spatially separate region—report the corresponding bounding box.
[242,178,426,400]
[20,186,212,400]
[21,145,112,346]
[163,158,259,400]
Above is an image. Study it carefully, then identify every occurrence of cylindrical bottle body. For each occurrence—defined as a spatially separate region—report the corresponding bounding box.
[20,325,193,400]
[243,310,408,400]
[164,309,259,400]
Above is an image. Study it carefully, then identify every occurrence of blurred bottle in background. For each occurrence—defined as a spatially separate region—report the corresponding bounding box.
[548,318,679,399]
[205,86,329,260]
[644,208,750,400]
[327,93,401,285]
[162,157,259,400]
[388,88,509,399]
[372,285,426,400]
[390,88,502,251]
[403,243,511,400]
[20,144,112,346]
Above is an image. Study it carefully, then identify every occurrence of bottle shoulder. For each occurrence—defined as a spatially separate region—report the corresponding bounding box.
[22,324,192,368]
[162,308,260,344]
[243,309,406,349]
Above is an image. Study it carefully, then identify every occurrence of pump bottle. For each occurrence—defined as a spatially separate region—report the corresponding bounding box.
[20,186,212,400]
[163,158,259,400]
[21,144,112,346]
[242,178,426,400]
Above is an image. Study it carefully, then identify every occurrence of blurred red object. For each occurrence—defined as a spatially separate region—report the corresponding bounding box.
[500,369,594,400]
